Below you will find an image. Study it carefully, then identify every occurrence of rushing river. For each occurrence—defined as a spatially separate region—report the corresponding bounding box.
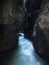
[0,33,47,65]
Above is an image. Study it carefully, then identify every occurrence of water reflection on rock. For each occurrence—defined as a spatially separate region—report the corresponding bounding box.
[0,33,47,65]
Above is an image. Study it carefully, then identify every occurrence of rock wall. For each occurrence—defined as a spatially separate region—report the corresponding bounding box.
[33,1,49,58]
[0,0,24,51]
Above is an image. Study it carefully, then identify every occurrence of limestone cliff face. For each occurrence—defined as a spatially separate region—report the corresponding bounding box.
[33,1,49,57]
[0,0,24,51]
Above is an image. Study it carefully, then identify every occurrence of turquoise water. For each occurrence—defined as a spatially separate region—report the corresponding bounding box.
[0,33,47,65]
